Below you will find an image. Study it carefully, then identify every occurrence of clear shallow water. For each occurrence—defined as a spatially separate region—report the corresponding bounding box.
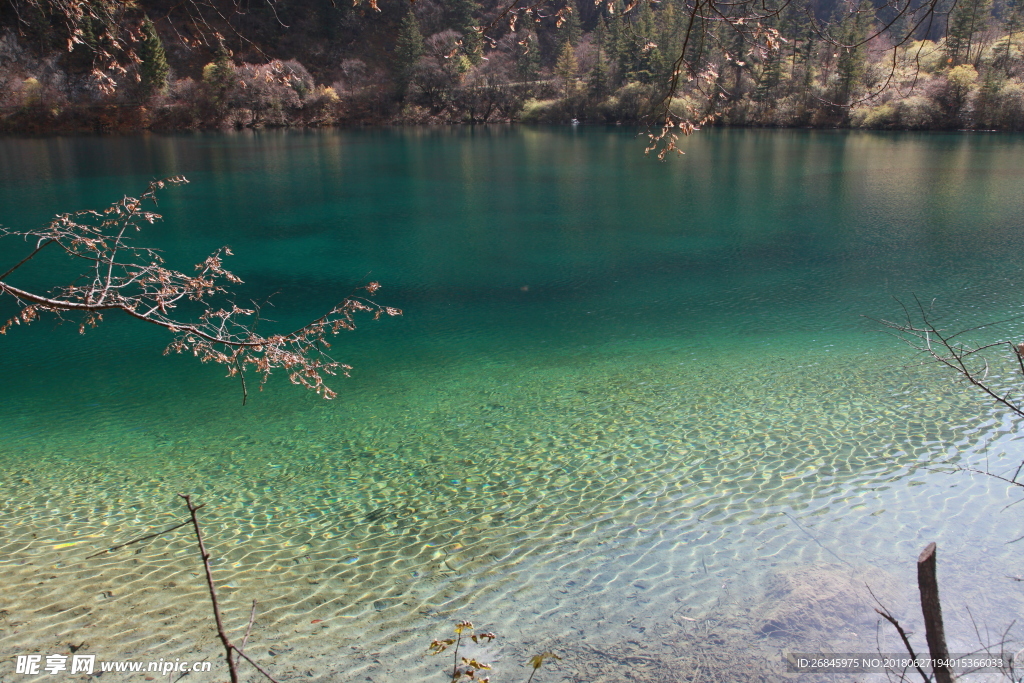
[2,128,1024,681]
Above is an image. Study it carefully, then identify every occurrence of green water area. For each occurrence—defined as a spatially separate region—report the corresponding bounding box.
[2,128,1024,681]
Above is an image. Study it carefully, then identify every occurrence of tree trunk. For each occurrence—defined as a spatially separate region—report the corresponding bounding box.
[917,542,952,683]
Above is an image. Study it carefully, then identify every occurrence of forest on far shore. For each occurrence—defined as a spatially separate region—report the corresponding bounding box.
[2,0,1023,132]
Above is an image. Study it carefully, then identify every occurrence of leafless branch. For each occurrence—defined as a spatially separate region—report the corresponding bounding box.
[86,519,191,559]
[236,600,258,668]
[869,586,931,683]
[179,493,280,683]
[872,295,1024,420]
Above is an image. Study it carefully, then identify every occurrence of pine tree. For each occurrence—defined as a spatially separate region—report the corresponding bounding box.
[682,10,708,78]
[561,0,583,47]
[995,0,1022,74]
[945,0,992,66]
[555,40,580,98]
[633,0,659,83]
[511,31,540,84]
[139,16,169,97]
[778,0,811,82]
[616,1,660,82]
[209,38,234,85]
[589,46,611,100]
[608,1,635,80]
[974,66,1004,126]
[394,8,424,97]
[724,21,748,99]
[594,15,608,53]
[203,36,237,109]
[754,47,782,101]
[835,3,872,105]
[799,26,817,102]
[443,0,482,63]
[888,2,911,46]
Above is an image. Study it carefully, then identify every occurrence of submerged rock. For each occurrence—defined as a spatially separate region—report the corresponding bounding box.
[757,563,904,641]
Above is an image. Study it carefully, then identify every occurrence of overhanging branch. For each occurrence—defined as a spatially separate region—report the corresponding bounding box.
[0,177,401,401]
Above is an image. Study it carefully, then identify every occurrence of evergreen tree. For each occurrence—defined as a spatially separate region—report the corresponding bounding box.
[617,1,660,82]
[724,22,748,99]
[139,16,169,97]
[799,26,818,102]
[945,0,992,66]
[594,15,609,53]
[209,37,234,84]
[555,39,580,98]
[203,36,237,109]
[561,0,583,47]
[887,1,912,46]
[754,47,782,101]
[67,13,100,71]
[682,10,708,79]
[779,0,811,82]
[394,8,424,97]
[589,46,611,100]
[835,3,872,105]
[635,0,660,82]
[604,4,623,62]
[974,66,1005,126]
[511,31,540,84]
[995,0,1022,74]
[610,1,637,79]
[443,0,483,63]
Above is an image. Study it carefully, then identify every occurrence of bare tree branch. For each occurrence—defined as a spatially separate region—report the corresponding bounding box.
[871,295,1024,420]
[86,519,192,559]
[873,295,1024,514]
[870,595,931,683]
[179,494,281,683]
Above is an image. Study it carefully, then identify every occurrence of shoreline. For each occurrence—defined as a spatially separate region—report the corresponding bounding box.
[1,108,1014,137]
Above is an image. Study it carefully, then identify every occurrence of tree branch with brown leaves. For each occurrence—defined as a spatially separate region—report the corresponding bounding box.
[0,177,401,403]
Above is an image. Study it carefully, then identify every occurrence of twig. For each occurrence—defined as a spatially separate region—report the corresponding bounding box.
[874,608,931,683]
[451,630,462,682]
[180,494,238,683]
[867,583,930,683]
[871,295,1024,420]
[179,494,280,683]
[234,357,248,406]
[783,511,851,566]
[86,519,191,559]
[236,600,258,668]
[231,644,280,683]
[0,238,56,281]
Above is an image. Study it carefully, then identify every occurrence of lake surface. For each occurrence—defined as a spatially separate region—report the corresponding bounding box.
[2,128,1024,681]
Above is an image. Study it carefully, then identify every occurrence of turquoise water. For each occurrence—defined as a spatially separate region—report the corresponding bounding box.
[2,128,1024,681]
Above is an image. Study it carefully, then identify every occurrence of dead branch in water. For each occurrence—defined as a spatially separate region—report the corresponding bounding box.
[179,493,280,683]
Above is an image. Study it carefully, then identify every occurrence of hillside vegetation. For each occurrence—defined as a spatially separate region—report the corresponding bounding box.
[2,0,1023,131]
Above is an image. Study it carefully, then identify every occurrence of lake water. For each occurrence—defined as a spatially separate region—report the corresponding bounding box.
[2,128,1024,682]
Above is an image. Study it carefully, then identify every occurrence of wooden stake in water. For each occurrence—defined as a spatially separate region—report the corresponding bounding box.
[917,542,951,683]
